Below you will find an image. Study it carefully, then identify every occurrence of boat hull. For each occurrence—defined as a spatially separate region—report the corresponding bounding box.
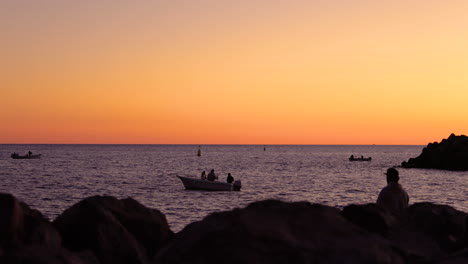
[349,157,372,161]
[11,154,42,159]
[177,176,241,191]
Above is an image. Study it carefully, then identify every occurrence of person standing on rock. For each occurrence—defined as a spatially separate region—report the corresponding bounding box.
[377,168,409,219]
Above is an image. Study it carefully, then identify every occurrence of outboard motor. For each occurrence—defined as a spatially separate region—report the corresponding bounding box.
[233,180,242,191]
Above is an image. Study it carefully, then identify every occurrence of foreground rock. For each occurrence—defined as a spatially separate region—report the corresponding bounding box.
[4,193,468,263]
[0,193,174,264]
[342,202,468,262]
[341,203,400,237]
[53,195,174,264]
[402,134,468,170]
[0,192,86,264]
[155,199,408,264]
[0,193,60,249]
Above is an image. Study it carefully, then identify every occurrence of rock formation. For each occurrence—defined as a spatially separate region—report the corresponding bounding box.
[0,193,173,264]
[0,192,86,264]
[402,134,468,170]
[2,193,468,264]
[155,200,408,264]
[341,202,468,262]
[53,195,174,264]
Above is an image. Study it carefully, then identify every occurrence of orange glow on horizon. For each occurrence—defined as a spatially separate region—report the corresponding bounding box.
[1,1,467,144]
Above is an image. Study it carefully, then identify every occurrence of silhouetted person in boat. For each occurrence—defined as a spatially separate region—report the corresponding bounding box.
[207,169,217,181]
[350,155,354,160]
[28,151,32,157]
[227,173,234,183]
[377,168,409,219]
[201,170,206,180]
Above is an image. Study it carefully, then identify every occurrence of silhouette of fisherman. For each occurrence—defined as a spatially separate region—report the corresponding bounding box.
[377,168,409,219]
[226,173,234,183]
[207,169,216,181]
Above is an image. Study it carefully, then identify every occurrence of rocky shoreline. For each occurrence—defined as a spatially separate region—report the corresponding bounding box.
[402,134,468,171]
[2,193,468,264]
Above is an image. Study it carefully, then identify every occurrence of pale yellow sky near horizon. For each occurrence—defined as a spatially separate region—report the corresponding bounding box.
[1,0,467,144]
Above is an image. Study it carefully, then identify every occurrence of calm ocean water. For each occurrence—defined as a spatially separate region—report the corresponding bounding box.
[1,144,467,232]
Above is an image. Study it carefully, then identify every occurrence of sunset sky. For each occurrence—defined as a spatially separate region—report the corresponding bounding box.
[1,0,467,144]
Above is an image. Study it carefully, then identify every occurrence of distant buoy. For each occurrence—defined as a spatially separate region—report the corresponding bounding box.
[197,147,201,157]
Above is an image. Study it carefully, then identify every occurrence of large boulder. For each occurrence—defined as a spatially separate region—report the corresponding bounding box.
[0,193,61,250]
[341,203,442,261]
[435,248,468,264]
[378,202,468,263]
[402,134,468,170]
[341,203,400,237]
[155,199,408,264]
[0,193,91,264]
[342,202,468,260]
[0,245,96,264]
[406,202,468,254]
[53,195,174,264]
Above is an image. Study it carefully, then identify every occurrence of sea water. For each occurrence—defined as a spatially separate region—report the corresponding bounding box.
[1,144,467,232]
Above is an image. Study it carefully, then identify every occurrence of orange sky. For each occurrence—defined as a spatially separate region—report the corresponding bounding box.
[1,0,467,144]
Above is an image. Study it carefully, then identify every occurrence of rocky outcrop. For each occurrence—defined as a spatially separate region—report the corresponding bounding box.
[341,203,400,237]
[402,134,468,170]
[4,193,468,263]
[406,202,468,253]
[342,202,468,262]
[0,245,96,264]
[155,199,408,264]
[0,192,84,264]
[53,195,174,264]
[155,200,468,264]
[0,194,174,264]
[0,193,60,249]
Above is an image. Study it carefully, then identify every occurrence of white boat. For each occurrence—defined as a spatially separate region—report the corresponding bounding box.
[177,176,241,191]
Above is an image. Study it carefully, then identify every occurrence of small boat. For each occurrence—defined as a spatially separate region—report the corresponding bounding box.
[177,176,241,191]
[349,156,372,161]
[11,153,42,159]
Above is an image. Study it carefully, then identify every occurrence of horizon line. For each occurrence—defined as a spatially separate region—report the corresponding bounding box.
[0,143,425,146]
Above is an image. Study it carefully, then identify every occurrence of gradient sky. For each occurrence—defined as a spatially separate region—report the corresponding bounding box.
[1,0,467,144]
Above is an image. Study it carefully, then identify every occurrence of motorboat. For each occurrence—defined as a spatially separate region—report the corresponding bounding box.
[177,176,241,191]
[11,153,42,159]
[349,156,372,161]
